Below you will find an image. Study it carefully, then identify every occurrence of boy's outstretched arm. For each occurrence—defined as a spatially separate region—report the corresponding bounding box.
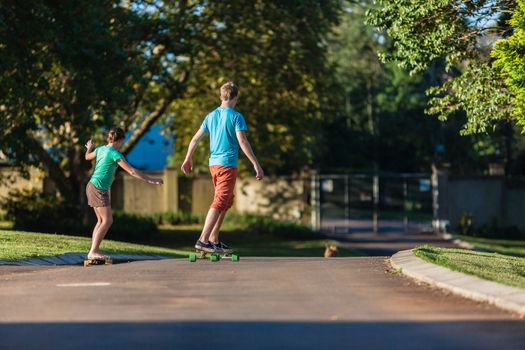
[181,128,205,175]
[117,158,163,185]
[85,139,96,161]
[236,131,264,180]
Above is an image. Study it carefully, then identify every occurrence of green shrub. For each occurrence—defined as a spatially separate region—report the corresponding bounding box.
[109,211,158,241]
[1,189,158,241]
[224,213,319,240]
[151,211,201,225]
[457,212,474,236]
[456,212,524,240]
[1,189,83,234]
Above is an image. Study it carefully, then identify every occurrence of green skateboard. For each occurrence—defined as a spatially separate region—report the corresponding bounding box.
[189,249,240,263]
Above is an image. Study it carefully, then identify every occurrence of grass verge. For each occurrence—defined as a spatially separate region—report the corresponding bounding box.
[0,225,358,261]
[0,230,187,261]
[150,225,358,257]
[413,245,525,289]
[453,234,525,257]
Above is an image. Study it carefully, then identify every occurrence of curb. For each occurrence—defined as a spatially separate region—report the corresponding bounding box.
[391,249,525,317]
[0,252,171,266]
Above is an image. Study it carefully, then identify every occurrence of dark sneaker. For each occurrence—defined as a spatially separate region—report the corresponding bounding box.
[217,241,233,253]
[195,240,217,253]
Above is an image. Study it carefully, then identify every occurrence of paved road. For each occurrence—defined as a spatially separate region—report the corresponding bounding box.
[322,219,458,255]
[1,258,524,349]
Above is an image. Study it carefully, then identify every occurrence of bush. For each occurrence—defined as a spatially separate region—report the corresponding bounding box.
[225,213,319,240]
[110,211,158,241]
[456,212,524,240]
[151,211,201,226]
[1,189,83,234]
[1,189,158,241]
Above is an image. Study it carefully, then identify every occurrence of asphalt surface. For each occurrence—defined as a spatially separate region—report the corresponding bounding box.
[322,219,457,255]
[1,257,524,349]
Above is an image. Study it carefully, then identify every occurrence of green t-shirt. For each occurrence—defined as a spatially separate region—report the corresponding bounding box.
[89,146,124,191]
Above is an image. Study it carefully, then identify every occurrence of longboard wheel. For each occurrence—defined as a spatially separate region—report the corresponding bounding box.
[231,254,240,262]
[189,254,197,262]
[210,254,220,262]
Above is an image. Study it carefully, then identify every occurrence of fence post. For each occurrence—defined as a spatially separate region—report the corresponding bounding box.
[344,175,350,229]
[373,174,379,234]
[311,174,320,231]
[163,167,179,213]
[431,163,450,232]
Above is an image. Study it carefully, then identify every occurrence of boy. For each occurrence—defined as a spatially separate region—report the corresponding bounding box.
[181,81,264,253]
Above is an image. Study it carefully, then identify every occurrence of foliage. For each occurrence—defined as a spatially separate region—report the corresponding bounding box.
[1,189,158,240]
[457,212,474,236]
[224,212,319,240]
[323,1,469,172]
[110,211,159,241]
[456,211,523,239]
[151,211,201,225]
[366,0,517,134]
[426,62,513,135]
[493,0,525,126]
[1,189,81,234]
[0,0,196,209]
[168,1,341,175]
[0,0,341,223]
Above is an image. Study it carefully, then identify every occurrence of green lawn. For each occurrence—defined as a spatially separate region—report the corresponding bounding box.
[150,224,358,257]
[413,245,525,289]
[0,230,188,261]
[453,234,525,257]
[0,225,357,261]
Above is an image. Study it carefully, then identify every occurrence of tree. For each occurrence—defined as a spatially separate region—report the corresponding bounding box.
[0,0,341,223]
[323,1,446,173]
[366,0,516,134]
[493,0,525,126]
[166,0,341,175]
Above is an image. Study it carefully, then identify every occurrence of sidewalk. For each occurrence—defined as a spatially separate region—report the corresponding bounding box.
[391,249,525,316]
[0,253,169,266]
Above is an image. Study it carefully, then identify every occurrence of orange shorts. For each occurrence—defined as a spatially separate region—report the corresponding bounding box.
[210,166,238,211]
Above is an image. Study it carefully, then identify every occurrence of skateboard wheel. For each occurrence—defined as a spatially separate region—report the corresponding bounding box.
[231,254,239,262]
[189,254,197,262]
[210,254,219,262]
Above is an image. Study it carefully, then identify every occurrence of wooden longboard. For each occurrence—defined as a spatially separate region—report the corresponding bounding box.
[83,258,113,267]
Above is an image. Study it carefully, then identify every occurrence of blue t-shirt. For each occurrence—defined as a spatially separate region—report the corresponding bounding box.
[200,107,248,167]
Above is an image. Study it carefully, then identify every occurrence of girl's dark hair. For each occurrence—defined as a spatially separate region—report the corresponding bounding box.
[107,127,125,143]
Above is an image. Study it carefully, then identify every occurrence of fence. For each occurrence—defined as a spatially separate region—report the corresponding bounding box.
[3,164,522,233]
[310,173,434,234]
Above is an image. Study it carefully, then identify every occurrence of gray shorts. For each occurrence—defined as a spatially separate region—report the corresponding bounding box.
[86,182,110,207]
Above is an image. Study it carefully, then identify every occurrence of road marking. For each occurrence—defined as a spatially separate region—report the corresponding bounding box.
[56,282,111,287]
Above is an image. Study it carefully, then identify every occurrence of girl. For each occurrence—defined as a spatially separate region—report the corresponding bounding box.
[84,127,163,260]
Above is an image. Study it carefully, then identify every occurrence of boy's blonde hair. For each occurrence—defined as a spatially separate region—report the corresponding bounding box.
[220,81,238,101]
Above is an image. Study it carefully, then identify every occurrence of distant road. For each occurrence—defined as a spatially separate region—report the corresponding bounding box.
[1,258,524,349]
[321,218,457,256]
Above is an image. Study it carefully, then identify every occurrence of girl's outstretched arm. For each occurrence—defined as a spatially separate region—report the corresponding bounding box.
[85,140,96,161]
[117,158,164,185]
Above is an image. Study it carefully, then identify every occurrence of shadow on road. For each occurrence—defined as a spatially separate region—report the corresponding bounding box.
[1,320,524,349]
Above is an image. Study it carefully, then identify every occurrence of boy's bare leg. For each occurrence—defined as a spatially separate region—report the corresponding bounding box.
[209,210,227,244]
[198,207,222,243]
[88,206,113,259]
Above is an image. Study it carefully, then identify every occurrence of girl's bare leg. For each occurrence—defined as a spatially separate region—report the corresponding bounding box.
[92,207,102,239]
[209,210,226,244]
[88,206,113,258]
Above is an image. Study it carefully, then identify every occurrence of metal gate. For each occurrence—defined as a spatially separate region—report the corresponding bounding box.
[311,174,434,234]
